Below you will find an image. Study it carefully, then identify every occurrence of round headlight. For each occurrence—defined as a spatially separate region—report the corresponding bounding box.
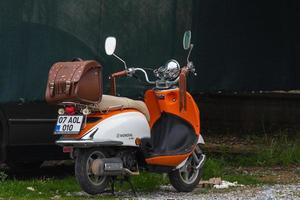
[154,59,180,81]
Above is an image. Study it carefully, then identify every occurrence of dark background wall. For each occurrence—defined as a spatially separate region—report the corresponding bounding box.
[189,0,300,134]
[0,0,300,135]
[191,0,300,92]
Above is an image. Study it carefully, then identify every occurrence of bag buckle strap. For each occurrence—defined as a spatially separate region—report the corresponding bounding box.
[49,82,55,96]
[65,80,71,94]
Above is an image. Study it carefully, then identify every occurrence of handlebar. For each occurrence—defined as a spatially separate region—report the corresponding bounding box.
[128,68,156,84]
[109,70,128,95]
[109,62,196,97]
[129,64,195,85]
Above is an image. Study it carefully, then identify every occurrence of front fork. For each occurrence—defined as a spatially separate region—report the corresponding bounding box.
[192,144,206,170]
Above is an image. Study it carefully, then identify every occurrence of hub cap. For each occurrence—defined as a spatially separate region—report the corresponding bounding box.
[179,157,200,184]
[86,151,106,186]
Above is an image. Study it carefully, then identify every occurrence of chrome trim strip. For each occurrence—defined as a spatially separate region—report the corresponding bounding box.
[56,140,123,147]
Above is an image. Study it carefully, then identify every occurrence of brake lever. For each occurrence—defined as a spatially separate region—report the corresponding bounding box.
[187,62,197,76]
[127,67,135,77]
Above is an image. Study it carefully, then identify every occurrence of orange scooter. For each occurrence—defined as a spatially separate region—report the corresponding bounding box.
[55,31,205,194]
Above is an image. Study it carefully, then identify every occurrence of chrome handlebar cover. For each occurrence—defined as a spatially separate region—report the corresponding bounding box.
[127,61,196,88]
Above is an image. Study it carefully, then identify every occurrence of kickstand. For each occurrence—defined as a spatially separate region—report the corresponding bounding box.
[110,177,115,196]
[105,176,137,197]
[103,177,116,196]
[124,176,137,197]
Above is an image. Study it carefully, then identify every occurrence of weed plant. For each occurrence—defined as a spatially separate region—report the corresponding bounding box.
[0,170,7,182]
[228,135,300,166]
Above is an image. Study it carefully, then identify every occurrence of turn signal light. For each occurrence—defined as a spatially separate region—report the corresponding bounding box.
[58,108,65,115]
[82,108,91,115]
[135,137,142,146]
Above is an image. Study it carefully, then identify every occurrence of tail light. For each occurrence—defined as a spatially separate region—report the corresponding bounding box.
[65,106,76,115]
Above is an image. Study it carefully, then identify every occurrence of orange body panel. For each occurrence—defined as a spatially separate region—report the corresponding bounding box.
[144,88,200,134]
[63,109,139,140]
[144,88,200,167]
[145,152,192,167]
[62,89,200,168]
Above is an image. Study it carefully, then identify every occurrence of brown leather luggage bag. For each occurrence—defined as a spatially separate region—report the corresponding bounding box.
[45,60,102,104]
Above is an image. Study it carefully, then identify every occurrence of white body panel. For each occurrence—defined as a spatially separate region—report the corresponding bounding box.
[197,134,205,144]
[82,111,150,146]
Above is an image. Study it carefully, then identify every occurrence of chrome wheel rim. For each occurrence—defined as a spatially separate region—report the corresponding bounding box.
[179,157,199,184]
[86,150,106,186]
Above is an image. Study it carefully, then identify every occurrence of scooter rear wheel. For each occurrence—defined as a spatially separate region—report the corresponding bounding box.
[168,147,203,192]
[75,148,109,195]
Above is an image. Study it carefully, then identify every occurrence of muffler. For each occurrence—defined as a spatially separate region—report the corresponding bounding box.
[91,157,139,176]
[91,157,123,176]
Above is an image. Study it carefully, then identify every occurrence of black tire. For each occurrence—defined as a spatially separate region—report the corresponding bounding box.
[168,147,204,192]
[75,148,109,195]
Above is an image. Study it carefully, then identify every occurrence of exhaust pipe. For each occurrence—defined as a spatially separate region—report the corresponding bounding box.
[91,157,139,176]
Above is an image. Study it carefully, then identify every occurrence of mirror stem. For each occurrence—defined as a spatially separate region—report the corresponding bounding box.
[113,53,128,70]
[187,44,194,64]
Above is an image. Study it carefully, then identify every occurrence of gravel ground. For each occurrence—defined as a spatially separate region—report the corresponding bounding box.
[72,184,300,200]
[136,184,300,200]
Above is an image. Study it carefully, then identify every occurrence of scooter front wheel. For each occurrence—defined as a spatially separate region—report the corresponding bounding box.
[168,146,204,192]
[75,148,109,195]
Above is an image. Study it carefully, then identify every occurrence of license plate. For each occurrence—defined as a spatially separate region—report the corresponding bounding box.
[54,115,84,134]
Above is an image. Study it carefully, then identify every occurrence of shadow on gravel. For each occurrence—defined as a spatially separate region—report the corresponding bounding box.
[1,161,74,180]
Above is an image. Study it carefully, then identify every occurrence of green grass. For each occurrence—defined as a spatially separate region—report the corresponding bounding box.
[1,134,299,199]
[200,134,300,186]
[0,169,261,200]
[128,173,169,191]
[201,134,300,185]
[223,135,300,167]
[0,177,82,200]
[202,158,262,185]
[202,158,224,180]
[0,172,168,200]
[222,174,261,185]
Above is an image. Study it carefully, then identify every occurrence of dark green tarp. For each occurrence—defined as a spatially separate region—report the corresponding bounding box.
[2,0,300,103]
[0,0,192,103]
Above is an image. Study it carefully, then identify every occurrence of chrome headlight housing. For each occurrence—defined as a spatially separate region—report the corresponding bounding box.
[154,59,180,81]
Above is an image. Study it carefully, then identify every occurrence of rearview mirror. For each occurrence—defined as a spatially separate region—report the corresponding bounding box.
[183,31,191,50]
[105,37,116,55]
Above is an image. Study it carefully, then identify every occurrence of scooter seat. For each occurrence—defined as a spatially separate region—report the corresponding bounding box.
[95,95,150,121]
